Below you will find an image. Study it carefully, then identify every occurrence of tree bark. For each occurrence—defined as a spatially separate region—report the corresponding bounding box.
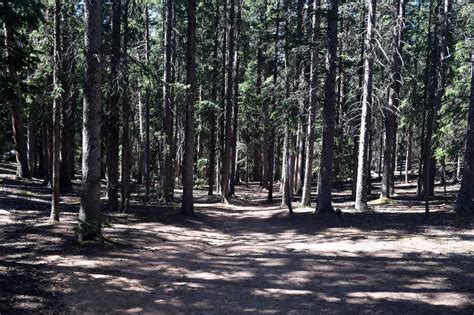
[355,0,376,212]
[106,0,121,212]
[221,0,235,203]
[181,0,197,215]
[78,0,102,241]
[50,0,62,222]
[455,50,474,213]
[208,0,219,196]
[301,0,321,207]
[162,0,174,202]
[230,0,242,196]
[381,0,404,199]
[120,0,131,213]
[316,0,338,214]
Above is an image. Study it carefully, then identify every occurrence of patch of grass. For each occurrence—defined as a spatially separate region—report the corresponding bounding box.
[368,197,392,206]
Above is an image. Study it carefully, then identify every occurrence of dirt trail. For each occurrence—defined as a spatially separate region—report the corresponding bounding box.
[1,170,474,313]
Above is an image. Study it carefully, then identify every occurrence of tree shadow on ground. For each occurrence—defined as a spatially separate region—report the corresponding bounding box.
[1,169,473,313]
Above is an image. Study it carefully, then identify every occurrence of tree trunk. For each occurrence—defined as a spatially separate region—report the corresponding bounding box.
[106,0,121,212]
[381,0,404,199]
[355,0,376,211]
[78,0,103,241]
[456,50,474,213]
[230,0,242,196]
[120,0,131,213]
[50,0,62,222]
[208,0,219,196]
[162,0,174,202]
[221,0,235,203]
[2,1,31,179]
[144,5,151,201]
[301,0,321,208]
[316,0,338,214]
[405,124,412,183]
[181,0,197,215]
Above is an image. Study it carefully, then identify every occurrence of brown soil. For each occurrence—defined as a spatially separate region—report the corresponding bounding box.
[1,164,473,314]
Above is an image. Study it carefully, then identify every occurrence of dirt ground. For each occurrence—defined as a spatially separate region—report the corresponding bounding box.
[1,163,474,314]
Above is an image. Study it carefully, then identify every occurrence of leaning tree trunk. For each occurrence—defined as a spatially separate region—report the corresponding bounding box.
[301,0,321,207]
[78,0,103,241]
[181,0,197,215]
[2,1,31,179]
[50,0,62,222]
[106,0,121,212]
[316,0,338,214]
[455,52,474,212]
[381,0,404,199]
[355,0,376,212]
[162,0,174,202]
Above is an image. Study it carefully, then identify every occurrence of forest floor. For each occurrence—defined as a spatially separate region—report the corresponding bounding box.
[1,163,474,314]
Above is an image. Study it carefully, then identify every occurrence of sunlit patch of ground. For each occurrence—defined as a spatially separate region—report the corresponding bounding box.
[1,163,473,313]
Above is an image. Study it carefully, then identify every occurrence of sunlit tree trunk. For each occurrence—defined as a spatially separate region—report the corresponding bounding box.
[181,0,197,215]
[162,0,174,202]
[316,0,338,214]
[50,0,62,222]
[78,0,102,241]
[355,0,376,211]
[456,50,474,213]
[301,0,321,208]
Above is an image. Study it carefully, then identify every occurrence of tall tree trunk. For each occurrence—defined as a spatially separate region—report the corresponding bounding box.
[267,2,280,202]
[316,0,338,214]
[381,0,404,199]
[2,1,31,179]
[120,0,131,213]
[162,0,174,202]
[181,0,197,215]
[355,0,376,211]
[106,0,121,212]
[208,0,219,196]
[50,0,62,222]
[221,0,235,203]
[78,0,102,241]
[230,0,242,196]
[301,0,321,207]
[456,50,474,213]
[351,12,366,199]
[144,5,151,201]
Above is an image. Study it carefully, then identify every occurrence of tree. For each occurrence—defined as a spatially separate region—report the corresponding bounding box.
[221,0,235,203]
[78,0,103,241]
[316,0,338,214]
[181,0,197,215]
[50,0,62,222]
[106,0,121,212]
[120,0,132,213]
[354,0,376,211]
[301,0,321,208]
[456,49,474,214]
[162,0,174,202]
[381,0,405,199]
